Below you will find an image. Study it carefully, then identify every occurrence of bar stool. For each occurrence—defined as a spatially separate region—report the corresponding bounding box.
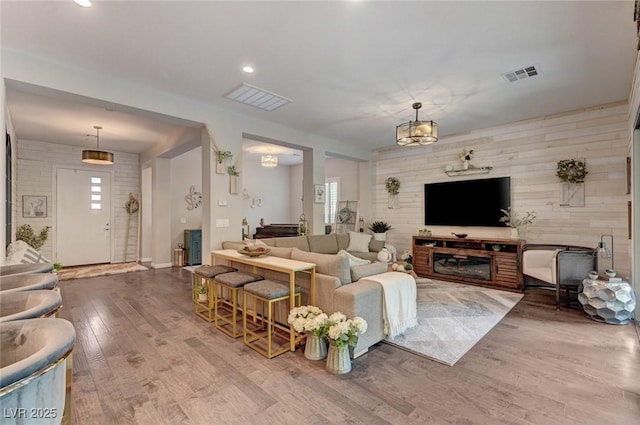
[242,280,301,358]
[0,263,54,277]
[193,265,237,321]
[0,290,63,322]
[214,271,264,338]
[0,274,59,293]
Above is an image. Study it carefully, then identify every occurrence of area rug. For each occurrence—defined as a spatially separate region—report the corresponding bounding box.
[57,262,147,281]
[384,278,523,366]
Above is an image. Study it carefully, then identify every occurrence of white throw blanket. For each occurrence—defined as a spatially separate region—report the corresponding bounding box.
[366,272,418,339]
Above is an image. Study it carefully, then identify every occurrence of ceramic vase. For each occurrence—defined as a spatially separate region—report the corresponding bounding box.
[388,193,399,209]
[216,161,225,174]
[304,334,327,360]
[326,341,351,374]
[462,160,469,170]
[373,232,386,241]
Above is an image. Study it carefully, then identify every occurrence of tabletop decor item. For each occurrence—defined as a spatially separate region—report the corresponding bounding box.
[499,207,536,235]
[459,148,474,170]
[325,312,367,374]
[237,246,270,257]
[288,305,329,360]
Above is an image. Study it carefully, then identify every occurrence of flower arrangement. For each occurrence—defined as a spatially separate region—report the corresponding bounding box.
[385,177,400,195]
[499,207,536,229]
[288,306,329,337]
[325,312,367,348]
[215,150,233,164]
[227,165,240,176]
[556,159,587,183]
[459,148,474,162]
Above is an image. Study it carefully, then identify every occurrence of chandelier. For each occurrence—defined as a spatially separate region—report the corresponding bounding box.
[261,154,278,168]
[82,126,114,165]
[396,102,438,146]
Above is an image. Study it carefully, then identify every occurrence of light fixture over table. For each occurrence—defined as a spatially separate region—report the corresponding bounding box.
[82,126,114,165]
[261,154,278,168]
[396,102,438,146]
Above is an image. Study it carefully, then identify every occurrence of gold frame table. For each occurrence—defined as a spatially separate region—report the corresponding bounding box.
[210,249,316,352]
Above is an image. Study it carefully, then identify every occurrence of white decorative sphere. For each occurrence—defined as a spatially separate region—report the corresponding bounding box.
[377,249,392,263]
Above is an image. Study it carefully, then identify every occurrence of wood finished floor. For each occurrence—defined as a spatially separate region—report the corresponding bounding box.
[58,267,640,425]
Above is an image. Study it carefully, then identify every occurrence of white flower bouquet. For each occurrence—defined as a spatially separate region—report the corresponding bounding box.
[287,306,329,337]
[326,312,367,348]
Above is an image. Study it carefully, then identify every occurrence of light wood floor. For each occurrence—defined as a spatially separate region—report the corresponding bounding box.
[58,267,640,425]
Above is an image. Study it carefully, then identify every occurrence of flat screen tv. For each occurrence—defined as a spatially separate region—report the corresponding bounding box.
[424,176,511,227]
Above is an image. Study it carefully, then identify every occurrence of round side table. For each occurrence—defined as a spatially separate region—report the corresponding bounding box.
[578,277,636,325]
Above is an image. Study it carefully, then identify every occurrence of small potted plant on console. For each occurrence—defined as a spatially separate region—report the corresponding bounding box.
[368,221,392,241]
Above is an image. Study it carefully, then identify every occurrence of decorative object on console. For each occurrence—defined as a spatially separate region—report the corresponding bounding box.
[215,149,233,174]
[396,102,438,146]
[451,232,468,239]
[297,214,308,236]
[368,220,392,241]
[385,177,400,209]
[459,148,474,170]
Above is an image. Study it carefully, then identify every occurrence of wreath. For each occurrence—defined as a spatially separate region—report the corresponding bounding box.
[556,159,588,183]
[337,205,355,224]
[385,177,400,195]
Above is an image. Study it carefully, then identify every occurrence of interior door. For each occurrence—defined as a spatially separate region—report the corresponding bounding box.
[56,168,111,266]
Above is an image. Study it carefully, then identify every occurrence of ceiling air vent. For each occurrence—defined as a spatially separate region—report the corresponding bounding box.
[224,83,291,111]
[502,65,540,83]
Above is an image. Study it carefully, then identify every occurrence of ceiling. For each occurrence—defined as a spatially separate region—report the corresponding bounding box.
[1,1,637,162]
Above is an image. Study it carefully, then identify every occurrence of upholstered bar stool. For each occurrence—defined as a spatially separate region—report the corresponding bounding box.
[0,290,63,322]
[193,265,237,322]
[0,263,54,277]
[242,280,301,359]
[0,273,59,293]
[214,271,264,338]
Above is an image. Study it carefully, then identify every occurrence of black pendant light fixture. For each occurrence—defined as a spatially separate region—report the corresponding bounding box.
[396,102,438,146]
[82,125,114,165]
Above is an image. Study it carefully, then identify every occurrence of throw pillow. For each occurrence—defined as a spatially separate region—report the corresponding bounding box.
[336,249,371,267]
[347,231,372,253]
[5,240,50,265]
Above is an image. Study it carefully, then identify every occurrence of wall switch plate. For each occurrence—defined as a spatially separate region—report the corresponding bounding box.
[218,199,228,206]
[215,219,230,228]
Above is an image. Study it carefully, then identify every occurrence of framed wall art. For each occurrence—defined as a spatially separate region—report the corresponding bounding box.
[314,184,325,204]
[23,195,47,218]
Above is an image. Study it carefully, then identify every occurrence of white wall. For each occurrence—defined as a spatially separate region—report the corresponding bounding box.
[374,101,632,277]
[141,166,152,261]
[242,154,293,236]
[16,139,139,263]
[170,147,202,250]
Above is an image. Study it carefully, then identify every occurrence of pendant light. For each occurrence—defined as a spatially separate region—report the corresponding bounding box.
[396,102,438,146]
[82,126,114,165]
[261,154,278,168]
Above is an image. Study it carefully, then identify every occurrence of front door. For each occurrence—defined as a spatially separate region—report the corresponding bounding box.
[56,168,111,266]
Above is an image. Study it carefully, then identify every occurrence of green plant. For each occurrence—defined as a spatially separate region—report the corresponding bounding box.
[326,312,367,348]
[215,150,233,163]
[385,177,400,195]
[53,263,63,272]
[227,165,240,176]
[556,159,588,183]
[16,224,51,250]
[499,208,536,229]
[368,221,392,233]
[197,284,207,295]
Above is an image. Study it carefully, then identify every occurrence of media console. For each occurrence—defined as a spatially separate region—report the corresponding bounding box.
[412,235,524,292]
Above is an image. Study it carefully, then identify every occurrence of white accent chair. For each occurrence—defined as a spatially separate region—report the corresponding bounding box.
[523,244,596,310]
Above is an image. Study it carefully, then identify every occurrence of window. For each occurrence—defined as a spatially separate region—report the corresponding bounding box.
[324,177,339,226]
[90,176,102,210]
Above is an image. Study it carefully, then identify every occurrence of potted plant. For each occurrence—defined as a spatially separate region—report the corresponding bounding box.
[53,263,63,273]
[325,312,368,374]
[16,224,51,250]
[196,284,208,303]
[368,220,392,241]
[499,207,536,236]
[288,305,329,360]
[215,150,233,174]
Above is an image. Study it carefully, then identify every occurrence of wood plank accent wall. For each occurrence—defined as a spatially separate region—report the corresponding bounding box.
[373,101,631,277]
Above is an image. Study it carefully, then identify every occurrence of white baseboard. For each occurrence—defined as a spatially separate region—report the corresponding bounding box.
[151,262,172,269]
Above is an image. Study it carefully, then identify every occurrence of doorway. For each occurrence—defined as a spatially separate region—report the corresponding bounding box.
[56,168,112,266]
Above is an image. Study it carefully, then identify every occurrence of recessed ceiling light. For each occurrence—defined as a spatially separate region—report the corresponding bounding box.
[74,0,92,7]
[242,66,255,73]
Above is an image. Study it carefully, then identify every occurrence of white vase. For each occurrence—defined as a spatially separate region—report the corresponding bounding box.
[462,160,469,170]
[229,175,238,194]
[388,193,399,209]
[373,233,386,241]
[197,293,207,303]
[216,161,225,174]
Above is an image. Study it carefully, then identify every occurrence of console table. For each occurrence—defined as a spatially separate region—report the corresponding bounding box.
[412,235,524,291]
[210,249,316,351]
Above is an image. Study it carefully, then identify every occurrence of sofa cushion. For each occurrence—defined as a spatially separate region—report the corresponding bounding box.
[350,262,389,282]
[368,239,385,253]
[291,248,351,285]
[274,236,309,251]
[266,246,293,259]
[5,241,50,265]
[347,231,372,253]
[336,233,350,251]
[307,234,338,254]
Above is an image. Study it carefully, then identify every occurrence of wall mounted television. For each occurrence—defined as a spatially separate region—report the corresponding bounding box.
[424,176,511,227]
